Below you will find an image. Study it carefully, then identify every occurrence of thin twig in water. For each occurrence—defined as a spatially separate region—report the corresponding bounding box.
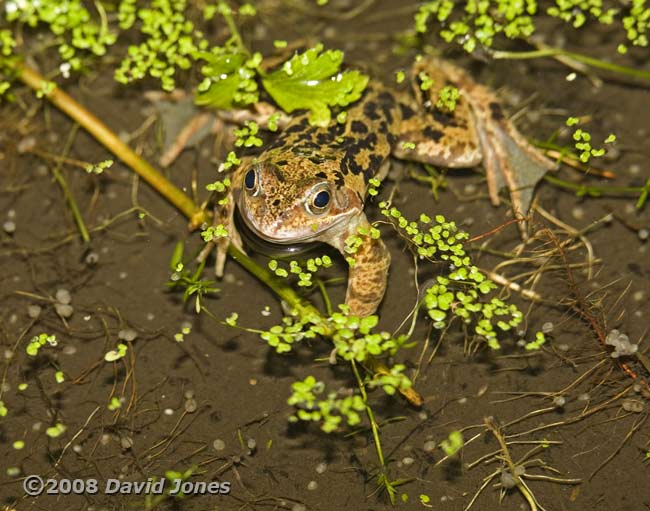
[589,413,649,480]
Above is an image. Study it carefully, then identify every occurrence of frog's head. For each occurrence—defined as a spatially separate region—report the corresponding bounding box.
[237,159,362,245]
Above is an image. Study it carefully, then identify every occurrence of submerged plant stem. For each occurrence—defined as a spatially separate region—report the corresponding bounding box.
[544,174,650,207]
[50,124,91,243]
[484,418,538,511]
[352,360,386,467]
[491,47,650,81]
[351,359,399,503]
[220,5,249,56]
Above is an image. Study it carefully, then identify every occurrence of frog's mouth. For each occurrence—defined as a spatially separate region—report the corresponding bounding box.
[234,210,324,257]
[237,202,350,245]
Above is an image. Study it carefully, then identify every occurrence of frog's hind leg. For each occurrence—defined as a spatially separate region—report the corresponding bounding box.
[375,159,392,182]
[392,83,483,171]
[395,58,555,234]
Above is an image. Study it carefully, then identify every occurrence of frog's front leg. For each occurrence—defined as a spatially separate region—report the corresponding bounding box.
[328,214,391,317]
[209,165,245,277]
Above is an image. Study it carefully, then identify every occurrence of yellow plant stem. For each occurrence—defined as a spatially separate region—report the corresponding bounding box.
[491,46,650,81]
[16,62,208,229]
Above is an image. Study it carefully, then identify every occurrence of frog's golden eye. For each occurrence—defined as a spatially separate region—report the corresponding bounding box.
[306,189,331,215]
[244,169,258,194]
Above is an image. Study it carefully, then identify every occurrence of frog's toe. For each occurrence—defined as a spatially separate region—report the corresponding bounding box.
[215,239,229,277]
[214,227,245,277]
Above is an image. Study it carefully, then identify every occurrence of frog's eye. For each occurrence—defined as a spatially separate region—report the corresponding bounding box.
[306,189,331,215]
[244,169,257,192]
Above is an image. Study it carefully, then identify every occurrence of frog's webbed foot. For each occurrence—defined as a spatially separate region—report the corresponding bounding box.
[464,85,555,232]
[331,214,391,317]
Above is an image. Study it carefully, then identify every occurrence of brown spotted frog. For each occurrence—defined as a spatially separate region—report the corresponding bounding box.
[217,58,553,317]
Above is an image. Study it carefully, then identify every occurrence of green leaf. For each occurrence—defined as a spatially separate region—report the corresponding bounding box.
[194,51,255,109]
[225,312,239,326]
[46,423,67,438]
[428,309,446,322]
[261,44,368,126]
[440,430,464,456]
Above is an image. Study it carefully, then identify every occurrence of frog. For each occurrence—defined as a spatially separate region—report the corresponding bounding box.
[215,57,554,317]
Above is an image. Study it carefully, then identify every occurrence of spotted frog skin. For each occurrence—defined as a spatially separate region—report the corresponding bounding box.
[219,58,553,316]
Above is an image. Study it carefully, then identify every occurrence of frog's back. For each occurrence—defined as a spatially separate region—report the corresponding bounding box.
[260,84,401,192]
